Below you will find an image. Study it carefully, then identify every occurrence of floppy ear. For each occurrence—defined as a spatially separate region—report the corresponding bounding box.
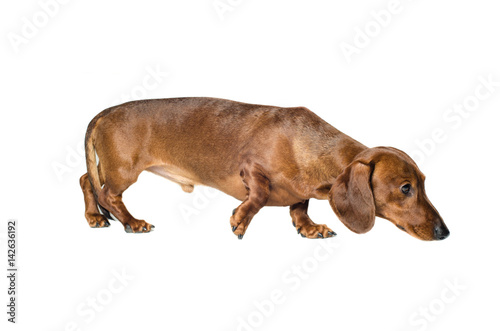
[329,161,375,234]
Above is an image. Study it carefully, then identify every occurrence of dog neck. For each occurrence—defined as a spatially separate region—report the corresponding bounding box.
[303,134,367,200]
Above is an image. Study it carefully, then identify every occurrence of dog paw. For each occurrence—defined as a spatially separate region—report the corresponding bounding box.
[230,214,249,239]
[124,220,154,233]
[297,223,336,239]
[86,213,111,228]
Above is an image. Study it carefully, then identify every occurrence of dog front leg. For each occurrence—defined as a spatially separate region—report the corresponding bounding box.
[230,163,270,239]
[290,200,336,239]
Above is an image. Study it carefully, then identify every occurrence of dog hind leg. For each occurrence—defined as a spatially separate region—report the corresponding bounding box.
[79,173,111,228]
[97,168,154,233]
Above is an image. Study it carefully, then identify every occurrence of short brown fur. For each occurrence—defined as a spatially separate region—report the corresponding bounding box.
[80,97,449,240]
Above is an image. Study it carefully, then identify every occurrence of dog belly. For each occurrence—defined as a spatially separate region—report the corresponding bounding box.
[147,165,303,206]
[146,165,199,190]
[267,186,307,206]
[147,165,248,200]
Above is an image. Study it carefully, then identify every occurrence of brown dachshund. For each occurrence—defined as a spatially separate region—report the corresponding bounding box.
[79,97,449,241]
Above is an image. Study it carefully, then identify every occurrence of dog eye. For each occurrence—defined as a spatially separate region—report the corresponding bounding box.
[401,184,411,195]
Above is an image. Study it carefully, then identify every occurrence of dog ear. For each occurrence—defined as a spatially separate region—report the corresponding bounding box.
[329,161,375,234]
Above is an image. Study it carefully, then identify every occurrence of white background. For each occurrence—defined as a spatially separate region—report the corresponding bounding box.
[1,0,499,330]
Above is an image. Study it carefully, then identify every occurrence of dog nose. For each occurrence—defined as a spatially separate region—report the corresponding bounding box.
[434,225,450,240]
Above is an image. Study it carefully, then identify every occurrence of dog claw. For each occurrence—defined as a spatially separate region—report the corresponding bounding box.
[317,233,324,238]
[238,234,244,240]
[232,225,237,232]
[292,221,296,228]
[297,227,301,234]
[104,220,110,227]
[300,233,306,238]
[232,209,236,215]
[124,222,153,233]
[328,231,336,237]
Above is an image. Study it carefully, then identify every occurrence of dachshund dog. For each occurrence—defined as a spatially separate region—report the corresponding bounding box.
[79,97,449,241]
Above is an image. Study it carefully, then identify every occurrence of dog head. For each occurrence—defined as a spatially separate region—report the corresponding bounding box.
[329,147,449,241]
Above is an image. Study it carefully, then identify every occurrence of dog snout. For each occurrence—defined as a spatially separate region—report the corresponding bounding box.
[433,223,450,241]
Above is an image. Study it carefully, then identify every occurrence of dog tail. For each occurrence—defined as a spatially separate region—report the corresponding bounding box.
[85,115,102,201]
[84,107,119,220]
[85,113,113,220]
